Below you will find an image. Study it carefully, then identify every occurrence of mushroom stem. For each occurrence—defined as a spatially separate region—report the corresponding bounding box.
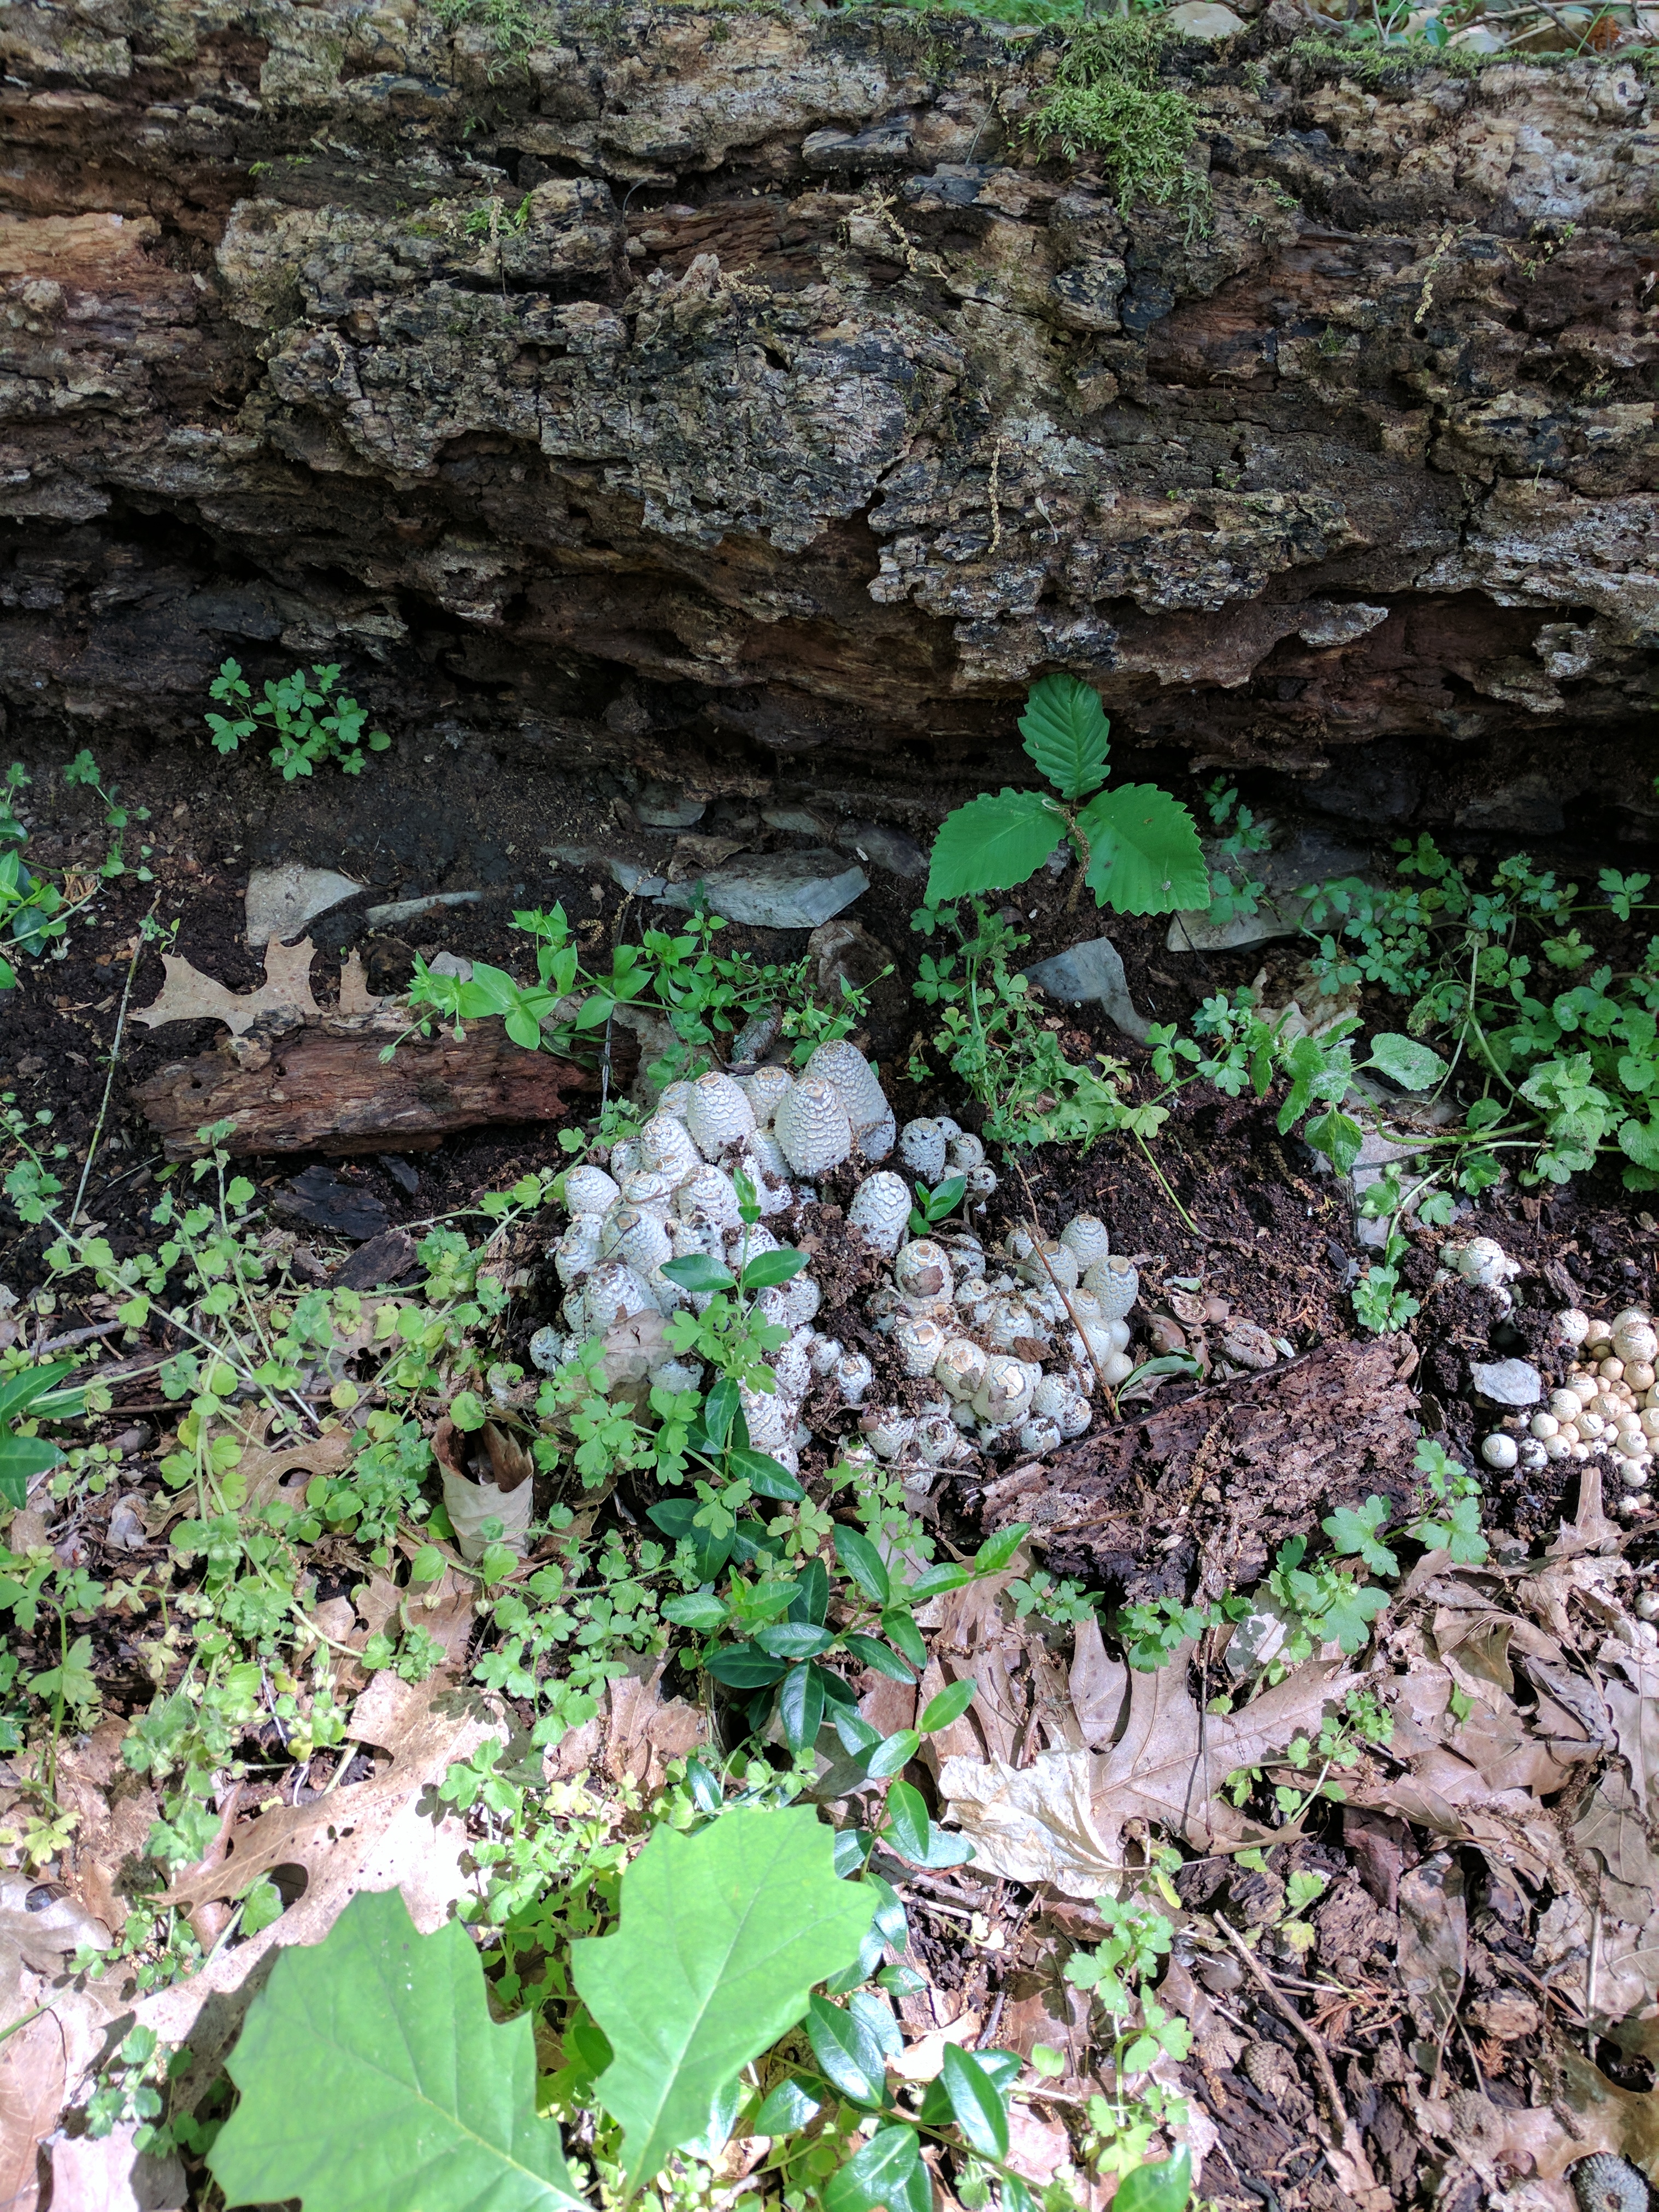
[1013,1164,1118,1415]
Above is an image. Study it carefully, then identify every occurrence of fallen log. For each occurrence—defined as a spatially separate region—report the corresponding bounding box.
[133,1013,607,1160]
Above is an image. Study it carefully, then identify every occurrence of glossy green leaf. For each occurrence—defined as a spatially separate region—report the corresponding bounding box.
[662,1254,737,1294]
[1114,2149,1192,2212]
[1019,672,1111,802]
[208,1889,585,2212]
[883,1781,932,1863]
[835,1526,891,1605]
[863,1729,919,1779]
[728,1447,806,1501]
[804,1995,887,2107]
[919,1680,976,1732]
[940,2045,1009,2160]
[1077,785,1208,916]
[907,1563,972,1602]
[840,1633,916,1683]
[574,1808,877,2183]
[703,1644,787,1687]
[926,790,1068,907]
[0,1432,61,1508]
[972,1523,1029,1574]
[740,1249,810,1289]
[823,2125,922,2212]
[778,1663,827,1751]
[754,1621,836,1660]
[881,1609,927,1669]
[754,2078,822,2135]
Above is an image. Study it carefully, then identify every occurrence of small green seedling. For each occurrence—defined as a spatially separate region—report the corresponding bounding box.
[926,676,1205,917]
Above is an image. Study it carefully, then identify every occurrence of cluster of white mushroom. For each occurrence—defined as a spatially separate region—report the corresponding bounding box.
[1481,1305,1658,1510]
[528,1041,1142,1476]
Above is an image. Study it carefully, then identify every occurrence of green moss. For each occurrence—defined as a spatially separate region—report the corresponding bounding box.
[1026,19,1208,226]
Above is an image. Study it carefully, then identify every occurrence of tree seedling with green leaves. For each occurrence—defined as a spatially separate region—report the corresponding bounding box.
[925,675,1207,917]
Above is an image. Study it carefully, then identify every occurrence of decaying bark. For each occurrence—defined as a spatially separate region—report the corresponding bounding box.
[133,1013,601,1157]
[1,0,1655,826]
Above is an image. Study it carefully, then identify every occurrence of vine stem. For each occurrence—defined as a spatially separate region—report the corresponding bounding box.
[70,892,159,1225]
[1132,1129,1201,1241]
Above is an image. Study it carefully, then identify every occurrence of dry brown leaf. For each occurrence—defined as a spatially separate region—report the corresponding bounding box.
[1537,2038,1659,2182]
[939,1653,1358,1891]
[133,936,321,1036]
[338,949,385,1014]
[1396,1852,1466,2042]
[604,1657,708,1795]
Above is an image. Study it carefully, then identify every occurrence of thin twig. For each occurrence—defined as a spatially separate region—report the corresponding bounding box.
[72,896,158,1226]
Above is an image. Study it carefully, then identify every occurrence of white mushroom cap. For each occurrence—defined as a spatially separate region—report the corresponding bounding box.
[739,1381,792,1451]
[686,1072,756,1160]
[598,1204,673,1274]
[739,1066,793,1127]
[584,1260,659,1328]
[948,1132,985,1172]
[638,1112,701,1180]
[849,1171,911,1259]
[913,1414,959,1466]
[810,1335,844,1377]
[895,1238,954,1304]
[608,1138,642,1177]
[563,1164,620,1215]
[973,1356,1034,1427]
[676,1163,741,1231]
[834,1349,874,1405]
[649,1356,703,1396]
[862,1407,915,1459]
[936,1338,989,1401]
[895,1315,950,1377]
[775,1076,854,1176]
[1060,1215,1111,1269]
[1480,1432,1520,1470]
[1018,1414,1062,1457]
[963,1164,999,1199]
[898,1119,948,1183]
[657,1080,694,1120]
[617,1167,676,1215]
[555,1217,603,1286]
[804,1040,889,1140]
[1615,1320,1658,1366]
[1056,1389,1092,1439]
[860,1107,897,1164]
[1082,1256,1139,1322]
[1557,1308,1591,1346]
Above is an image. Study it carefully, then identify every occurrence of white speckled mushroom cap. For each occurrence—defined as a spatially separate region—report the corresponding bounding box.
[804,1040,889,1138]
[848,1170,911,1258]
[685,1071,756,1160]
[774,1075,853,1176]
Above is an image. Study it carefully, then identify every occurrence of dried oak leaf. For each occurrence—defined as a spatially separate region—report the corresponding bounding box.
[133,937,321,1037]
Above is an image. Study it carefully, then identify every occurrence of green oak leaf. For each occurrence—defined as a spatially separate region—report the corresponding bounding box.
[925,790,1067,906]
[1019,673,1110,802]
[572,1805,876,2185]
[209,1887,586,2212]
[1076,785,1208,915]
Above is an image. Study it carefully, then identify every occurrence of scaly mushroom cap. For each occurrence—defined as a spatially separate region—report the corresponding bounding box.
[1057,1389,1093,1439]
[895,1238,954,1304]
[1059,1214,1111,1269]
[804,1039,889,1139]
[913,1414,960,1466]
[686,1071,756,1160]
[861,1406,915,1459]
[584,1260,659,1328]
[935,1338,990,1402]
[657,1079,694,1120]
[1083,1256,1139,1322]
[834,1349,874,1405]
[736,1146,794,1216]
[848,1170,911,1258]
[973,1356,1034,1427]
[1016,1238,1079,1292]
[897,1119,948,1184]
[774,1075,854,1176]
[895,1315,950,1378]
[948,1132,986,1171]
[963,1164,999,1199]
[563,1164,620,1215]
[554,1217,603,1286]
[739,1065,794,1127]
[860,1107,896,1163]
[1018,1415,1062,1457]
[638,1111,701,1180]
[810,1334,844,1377]
[598,1204,673,1274]
[676,1163,741,1231]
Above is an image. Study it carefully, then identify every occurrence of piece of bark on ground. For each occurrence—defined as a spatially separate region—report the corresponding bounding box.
[133,1014,605,1157]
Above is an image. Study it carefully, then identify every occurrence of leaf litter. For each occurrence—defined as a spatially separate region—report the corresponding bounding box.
[5,931,1659,2212]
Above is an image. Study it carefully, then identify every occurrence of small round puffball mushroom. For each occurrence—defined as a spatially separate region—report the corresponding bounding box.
[1019,1415,1063,1457]
[1481,1432,1520,1470]
[963,1164,999,1199]
[1550,1389,1584,1422]
[1518,1437,1548,1473]
[1637,1590,1659,1621]
[810,1334,843,1378]
[1557,1307,1591,1346]
[1625,1361,1656,1393]
[1613,1307,1652,1334]
[973,1357,1034,1428]
[1622,1461,1651,1489]
[948,1132,986,1172]
[1531,1413,1560,1439]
